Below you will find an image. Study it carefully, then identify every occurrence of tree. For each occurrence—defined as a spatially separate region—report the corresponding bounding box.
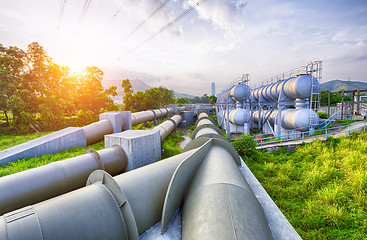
[209,95,217,104]
[176,98,187,106]
[0,44,26,125]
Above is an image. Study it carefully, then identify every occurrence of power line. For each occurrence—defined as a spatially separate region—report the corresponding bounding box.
[122,0,170,42]
[57,0,67,29]
[123,0,207,57]
[78,0,92,26]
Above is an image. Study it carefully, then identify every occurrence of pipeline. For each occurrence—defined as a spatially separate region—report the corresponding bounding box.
[152,114,182,141]
[0,144,210,240]
[0,146,127,216]
[0,112,273,239]
[131,108,170,126]
[178,113,272,239]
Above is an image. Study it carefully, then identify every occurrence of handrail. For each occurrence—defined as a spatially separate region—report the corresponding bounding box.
[254,120,367,148]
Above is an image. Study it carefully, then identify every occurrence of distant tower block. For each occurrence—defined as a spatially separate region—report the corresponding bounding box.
[211,82,215,96]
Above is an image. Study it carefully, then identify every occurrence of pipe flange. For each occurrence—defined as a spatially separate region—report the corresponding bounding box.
[191,124,223,140]
[87,170,139,240]
[85,148,104,170]
[165,118,178,128]
[148,110,157,120]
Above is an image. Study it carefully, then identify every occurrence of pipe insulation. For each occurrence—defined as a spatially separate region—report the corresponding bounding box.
[0,146,127,216]
[153,115,182,141]
[0,145,210,240]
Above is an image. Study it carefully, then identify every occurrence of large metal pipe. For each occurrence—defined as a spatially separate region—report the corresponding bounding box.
[131,108,170,126]
[0,145,209,239]
[0,146,127,215]
[82,119,113,145]
[153,115,182,141]
[180,112,273,239]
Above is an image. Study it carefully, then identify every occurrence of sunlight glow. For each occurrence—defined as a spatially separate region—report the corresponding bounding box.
[68,63,87,76]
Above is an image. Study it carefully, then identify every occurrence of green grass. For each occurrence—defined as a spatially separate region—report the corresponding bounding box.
[0,132,52,151]
[0,141,105,177]
[236,134,367,239]
[161,132,185,159]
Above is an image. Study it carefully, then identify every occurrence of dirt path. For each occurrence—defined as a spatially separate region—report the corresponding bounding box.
[179,130,191,149]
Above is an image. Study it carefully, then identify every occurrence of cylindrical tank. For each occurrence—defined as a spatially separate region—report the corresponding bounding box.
[281,108,319,129]
[283,74,319,99]
[0,146,127,215]
[227,108,251,126]
[82,119,113,145]
[230,84,250,102]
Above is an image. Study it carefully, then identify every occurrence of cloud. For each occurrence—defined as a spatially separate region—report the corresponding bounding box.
[184,0,247,41]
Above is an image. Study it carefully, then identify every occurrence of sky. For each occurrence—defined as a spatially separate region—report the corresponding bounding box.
[1,0,367,96]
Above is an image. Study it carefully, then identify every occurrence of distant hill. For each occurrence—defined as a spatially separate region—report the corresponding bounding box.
[102,79,151,95]
[174,92,196,99]
[320,80,367,92]
[102,79,197,100]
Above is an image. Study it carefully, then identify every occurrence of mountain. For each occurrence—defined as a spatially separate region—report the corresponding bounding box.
[174,92,196,99]
[102,78,197,99]
[320,80,367,92]
[102,79,152,95]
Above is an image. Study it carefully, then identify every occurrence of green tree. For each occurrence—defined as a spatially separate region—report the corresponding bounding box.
[176,98,187,106]
[209,95,217,104]
[0,44,26,126]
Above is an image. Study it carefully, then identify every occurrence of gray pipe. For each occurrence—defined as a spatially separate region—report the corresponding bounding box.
[0,146,127,215]
[153,115,182,141]
[0,145,209,239]
[82,119,113,145]
[182,112,273,239]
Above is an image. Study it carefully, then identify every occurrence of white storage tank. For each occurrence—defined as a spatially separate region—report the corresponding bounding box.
[283,74,319,99]
[230,84,250,102]
[227,108,251,126]
[281,108,319,129]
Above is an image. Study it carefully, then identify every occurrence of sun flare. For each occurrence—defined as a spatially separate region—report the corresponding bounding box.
[68,63,87,76]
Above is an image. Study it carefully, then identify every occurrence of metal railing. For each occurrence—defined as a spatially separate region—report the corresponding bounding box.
[254,120,367,148]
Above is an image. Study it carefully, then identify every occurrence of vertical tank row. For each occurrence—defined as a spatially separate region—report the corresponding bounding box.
[216,61,322,136]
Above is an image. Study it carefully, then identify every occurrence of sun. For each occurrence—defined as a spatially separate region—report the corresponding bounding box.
[67,63,87,76]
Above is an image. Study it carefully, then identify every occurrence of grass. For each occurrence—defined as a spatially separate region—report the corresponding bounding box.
[0,141,105,177]
[235,134,367,239]
[161,131,185,159]
[0,132,52,151]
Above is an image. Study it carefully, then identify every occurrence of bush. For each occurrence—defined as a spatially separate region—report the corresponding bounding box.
[232,134,258,162]
[318,111,328,119]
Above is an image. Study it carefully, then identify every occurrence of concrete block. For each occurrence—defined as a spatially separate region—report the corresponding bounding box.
[0,127,87,165]
[99,112,123,133]
[182,111,193,126]
[121,111,132,130]
[180,120,186,128]
[104,130,160,171]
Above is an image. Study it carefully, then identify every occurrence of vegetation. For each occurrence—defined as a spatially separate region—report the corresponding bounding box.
[161,132,184,159]
[0,141,104,177]
[0,42,118,133]
[317,110,328,119]
[122,79,175,112]
[234,134,367,239]
[335,119,360,126]
[320,90,352,106]
[0,132,51,151]
[175,94,216,105]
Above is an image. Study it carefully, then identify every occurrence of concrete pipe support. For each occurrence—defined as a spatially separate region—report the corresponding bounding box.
[0,146,127,215]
